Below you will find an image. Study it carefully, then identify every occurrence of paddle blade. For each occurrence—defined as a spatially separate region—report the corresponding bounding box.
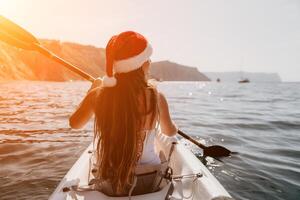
[0,15,39,46]
[203,145,232,158]
[0,30,34,50]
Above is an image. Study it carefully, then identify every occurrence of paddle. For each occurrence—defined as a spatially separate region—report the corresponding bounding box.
[0,15,233,159]
[0,15,94,82]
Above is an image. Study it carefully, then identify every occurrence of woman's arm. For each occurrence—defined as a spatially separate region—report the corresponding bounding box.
[69,88,97,129]
[157,92,177,136]
[69,79,102,129]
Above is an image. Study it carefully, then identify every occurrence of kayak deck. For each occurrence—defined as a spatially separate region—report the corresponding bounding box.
[49,133,232,200]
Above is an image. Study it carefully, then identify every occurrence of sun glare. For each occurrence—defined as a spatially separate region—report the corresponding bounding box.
[0,0,10,10]
[0,0,14,15]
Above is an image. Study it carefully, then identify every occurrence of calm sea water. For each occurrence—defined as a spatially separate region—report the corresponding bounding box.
[0,81,299,200]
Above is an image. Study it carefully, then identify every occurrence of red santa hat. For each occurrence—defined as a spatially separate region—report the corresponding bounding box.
[102,31,153,87]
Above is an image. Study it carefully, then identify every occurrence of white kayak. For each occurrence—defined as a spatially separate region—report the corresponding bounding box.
[49,133,233,200]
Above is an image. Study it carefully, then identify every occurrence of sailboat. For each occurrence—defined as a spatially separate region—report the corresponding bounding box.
[238,77,250,83]
[238,57,250,83]
[239,78,250,83]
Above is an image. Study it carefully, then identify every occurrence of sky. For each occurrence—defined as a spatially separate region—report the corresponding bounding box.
[0,0,299,81]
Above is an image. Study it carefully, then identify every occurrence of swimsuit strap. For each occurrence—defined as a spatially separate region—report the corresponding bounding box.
[154,88,160,133]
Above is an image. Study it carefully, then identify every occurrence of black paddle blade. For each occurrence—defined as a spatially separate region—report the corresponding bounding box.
[0,16,39,44]
[203,145,232,158]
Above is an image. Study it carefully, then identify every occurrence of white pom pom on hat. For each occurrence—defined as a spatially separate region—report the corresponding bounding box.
[102,31,152,87]
[102,75,117,87]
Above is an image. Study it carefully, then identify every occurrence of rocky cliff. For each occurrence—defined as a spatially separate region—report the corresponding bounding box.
[0,40,106,81]
[150,61,210,81]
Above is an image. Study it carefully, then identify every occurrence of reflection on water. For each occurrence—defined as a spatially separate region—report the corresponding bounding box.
[0,81,93,200]
[0,81,300,200]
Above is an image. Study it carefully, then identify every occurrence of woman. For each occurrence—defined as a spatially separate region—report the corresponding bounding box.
[69,31,177,196]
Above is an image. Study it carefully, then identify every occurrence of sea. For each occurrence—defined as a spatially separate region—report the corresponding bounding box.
[0,81,299,200]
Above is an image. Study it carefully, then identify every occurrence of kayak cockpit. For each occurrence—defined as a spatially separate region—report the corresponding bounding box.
[49,133,233,200]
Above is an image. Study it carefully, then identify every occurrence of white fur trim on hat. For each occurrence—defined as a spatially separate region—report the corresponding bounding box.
[114,43,152,73]
[102,75,117,87]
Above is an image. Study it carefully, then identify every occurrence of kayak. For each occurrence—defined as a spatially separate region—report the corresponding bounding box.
[49,133,233,200]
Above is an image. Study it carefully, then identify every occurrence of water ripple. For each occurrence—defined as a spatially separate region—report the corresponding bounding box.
[0,81,299,200]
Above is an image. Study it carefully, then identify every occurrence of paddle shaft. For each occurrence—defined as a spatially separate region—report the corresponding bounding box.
[35,45,95,82]
[177,129,206,149]
[35,48,231,158]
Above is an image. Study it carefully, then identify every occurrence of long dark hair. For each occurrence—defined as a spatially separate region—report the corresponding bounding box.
[93,66,157,194]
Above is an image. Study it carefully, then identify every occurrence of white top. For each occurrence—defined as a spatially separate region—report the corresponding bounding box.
[138,128,161,165]
[138,91,161,165]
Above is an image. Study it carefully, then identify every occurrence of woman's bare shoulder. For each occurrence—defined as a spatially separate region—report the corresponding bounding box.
[157,91,167,104]
[156,91,177,136]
